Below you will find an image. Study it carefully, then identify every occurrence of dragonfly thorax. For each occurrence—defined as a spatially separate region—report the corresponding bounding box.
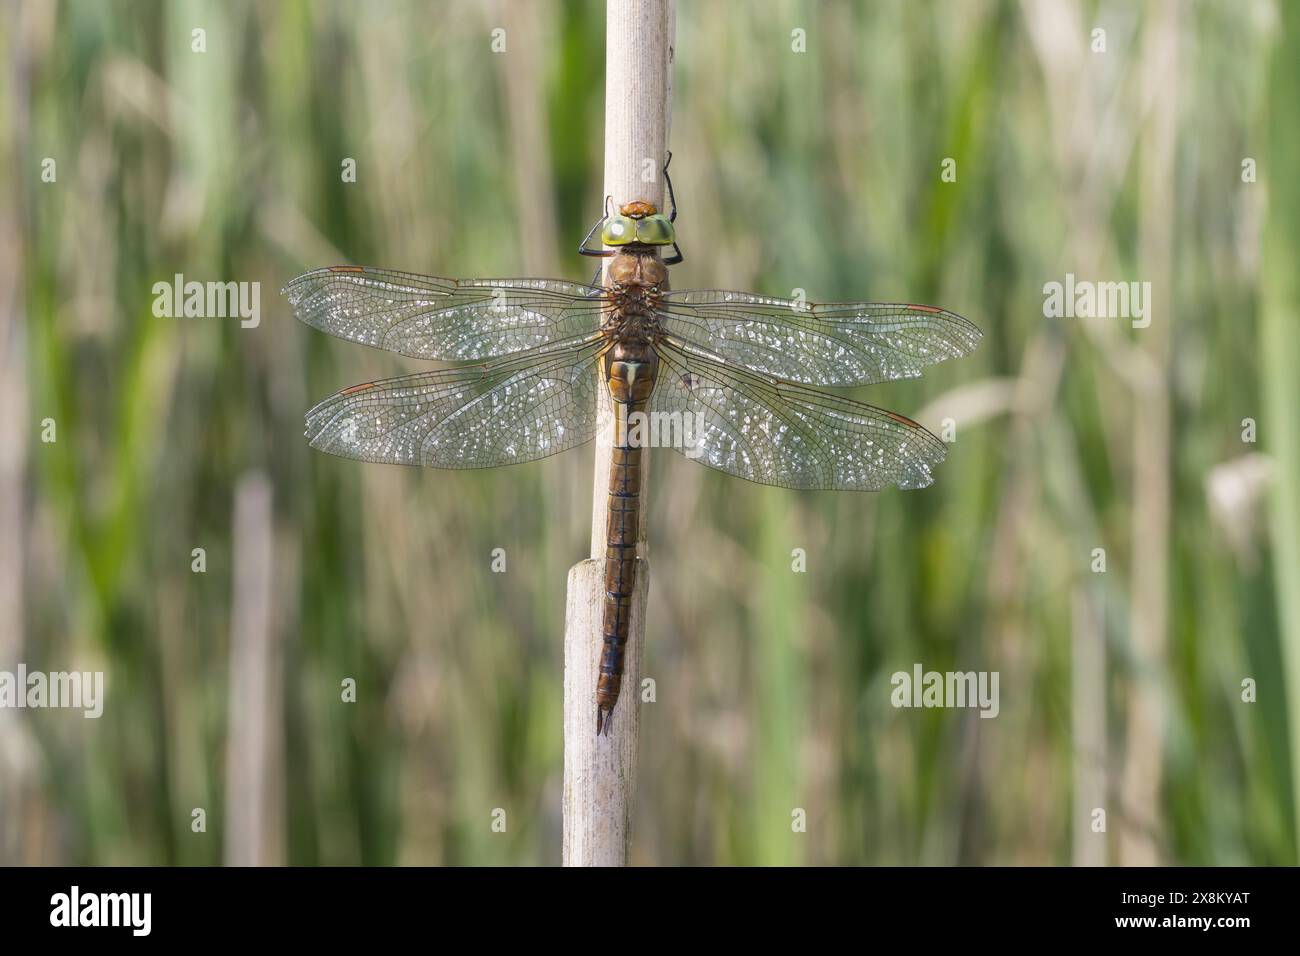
[604,250,667,346]
[607,250,668,289]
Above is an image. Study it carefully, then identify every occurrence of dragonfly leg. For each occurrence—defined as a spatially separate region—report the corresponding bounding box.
[663,151,678,223]
[662,153,683,263]
[578,196,616,259]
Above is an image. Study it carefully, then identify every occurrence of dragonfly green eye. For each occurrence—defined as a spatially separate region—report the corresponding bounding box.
[602,215,638,245]
[636,214,675,245]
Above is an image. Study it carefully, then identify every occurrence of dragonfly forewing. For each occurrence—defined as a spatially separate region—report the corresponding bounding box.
[657,290,980,386]
[305,335,606,468]
[651,336,948,490]
[285,266,604,361]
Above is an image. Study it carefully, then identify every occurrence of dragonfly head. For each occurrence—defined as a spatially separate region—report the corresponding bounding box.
[602,200,676,249]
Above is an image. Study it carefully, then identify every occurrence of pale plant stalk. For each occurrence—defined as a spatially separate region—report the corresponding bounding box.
[562,0,674,867]
[0,2,35,865]
[224,472,282,866]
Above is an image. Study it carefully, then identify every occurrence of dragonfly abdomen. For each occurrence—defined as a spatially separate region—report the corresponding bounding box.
[595,343,658,735]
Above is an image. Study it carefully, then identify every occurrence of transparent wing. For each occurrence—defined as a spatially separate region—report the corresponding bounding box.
[306,335,606,468]
[285,266,605,360]
[650,336,947,490]
[658,289,980,386]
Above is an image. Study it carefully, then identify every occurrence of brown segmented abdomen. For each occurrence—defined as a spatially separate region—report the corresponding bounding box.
[594,342,658,735]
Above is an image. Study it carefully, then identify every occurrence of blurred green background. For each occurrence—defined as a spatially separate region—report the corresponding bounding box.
[3,0,1297,866]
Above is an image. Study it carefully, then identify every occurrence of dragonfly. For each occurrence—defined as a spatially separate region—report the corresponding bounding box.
[285,163,980,735]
